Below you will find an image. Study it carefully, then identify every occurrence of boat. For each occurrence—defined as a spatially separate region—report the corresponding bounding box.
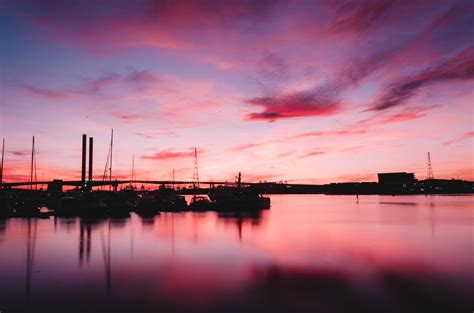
[135,187,187,214]
[188,195,216,211]
[100,191,133,218]
[209,187,270,210]
[10,193,51,218]
[56,193,108,218]
[208,172,270,211]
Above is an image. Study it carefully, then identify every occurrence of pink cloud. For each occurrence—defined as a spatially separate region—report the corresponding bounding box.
[112,113,144,122]
[125,70,161,84]
[302,150,326,158]
[7,150,29,157]
[443,131,474,146]
[358,104,442,126]
[15,69,163,101]
[232,143,262,151]
[140,149,197,160]
[4,0,280,53]
[327,0,397,34]
[82,73,121,93]
[3,1,474,184]
[292,127,372,140]
[245,91,341,122]
[368,47,474,111]
[17,83,72,100]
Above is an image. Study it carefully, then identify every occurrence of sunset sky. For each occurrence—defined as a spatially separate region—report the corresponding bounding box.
[0,0,473,184]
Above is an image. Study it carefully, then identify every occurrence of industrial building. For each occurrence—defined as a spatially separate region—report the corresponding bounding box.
[378,172,416,184]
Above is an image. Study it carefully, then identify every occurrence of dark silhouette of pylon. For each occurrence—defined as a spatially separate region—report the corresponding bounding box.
[192,148,199,188]
[427,152,434,179]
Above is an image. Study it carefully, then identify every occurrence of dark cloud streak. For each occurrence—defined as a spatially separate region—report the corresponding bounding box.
[15,69,162,100]
[368,47,474,111]
[245,88,341,122]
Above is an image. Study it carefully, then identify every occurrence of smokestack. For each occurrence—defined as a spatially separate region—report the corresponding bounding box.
[81,134,87,186]
[88,137,93,182]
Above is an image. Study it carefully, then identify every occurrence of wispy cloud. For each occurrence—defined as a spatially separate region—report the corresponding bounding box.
[7,150,29,157]
[302,150,326,158]
[443,131,474,146]
[15,69,163,100]
[140,149,197,160]
[16,83,73,100]
[112,113,144,122]
[245,88,341,122]
[125,70,161,84]
[232,143,262,151]
[368,47,474,111]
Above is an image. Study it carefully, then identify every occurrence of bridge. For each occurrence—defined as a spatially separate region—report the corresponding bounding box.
[0,179,279,192]
[0,133,278,192]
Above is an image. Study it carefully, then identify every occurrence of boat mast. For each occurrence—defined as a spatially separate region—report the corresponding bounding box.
[131,154,135,189]
[0,138,4,184]
[29,136,36,190]
[109,129,113,190]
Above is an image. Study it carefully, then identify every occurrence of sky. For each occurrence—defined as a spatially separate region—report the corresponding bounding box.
[0,0,473,184]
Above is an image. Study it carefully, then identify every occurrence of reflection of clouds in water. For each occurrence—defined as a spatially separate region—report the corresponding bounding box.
[0,195,472,312]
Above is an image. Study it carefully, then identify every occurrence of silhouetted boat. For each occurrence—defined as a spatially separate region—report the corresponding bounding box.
[101,191,133,218]
[135,193,160,216]
[189,195,216,211]
[136,188,187,214]
[10,194,52,218]
[209,187,270,210]
[57,194,108,218]
[153,187,188,211]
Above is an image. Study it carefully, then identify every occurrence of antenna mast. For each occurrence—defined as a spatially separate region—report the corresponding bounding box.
[192,148,199,189]
[0,138,4,184]
[109,129,113,189]
[427,152,434,180]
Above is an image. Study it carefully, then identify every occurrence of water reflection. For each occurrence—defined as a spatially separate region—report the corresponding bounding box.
[79,220,92,266]
[0,195,472,312]
[217,210,266,242]
[100,220,111,296]
[0,219,7,237]
[25,219,37,302]
[139,214,156,228]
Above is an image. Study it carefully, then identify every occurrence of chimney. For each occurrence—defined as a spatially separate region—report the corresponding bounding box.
[81,134,87,186]
[88,137,93,182]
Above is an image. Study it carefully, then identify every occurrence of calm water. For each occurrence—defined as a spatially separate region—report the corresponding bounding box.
[0,195,473,313]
